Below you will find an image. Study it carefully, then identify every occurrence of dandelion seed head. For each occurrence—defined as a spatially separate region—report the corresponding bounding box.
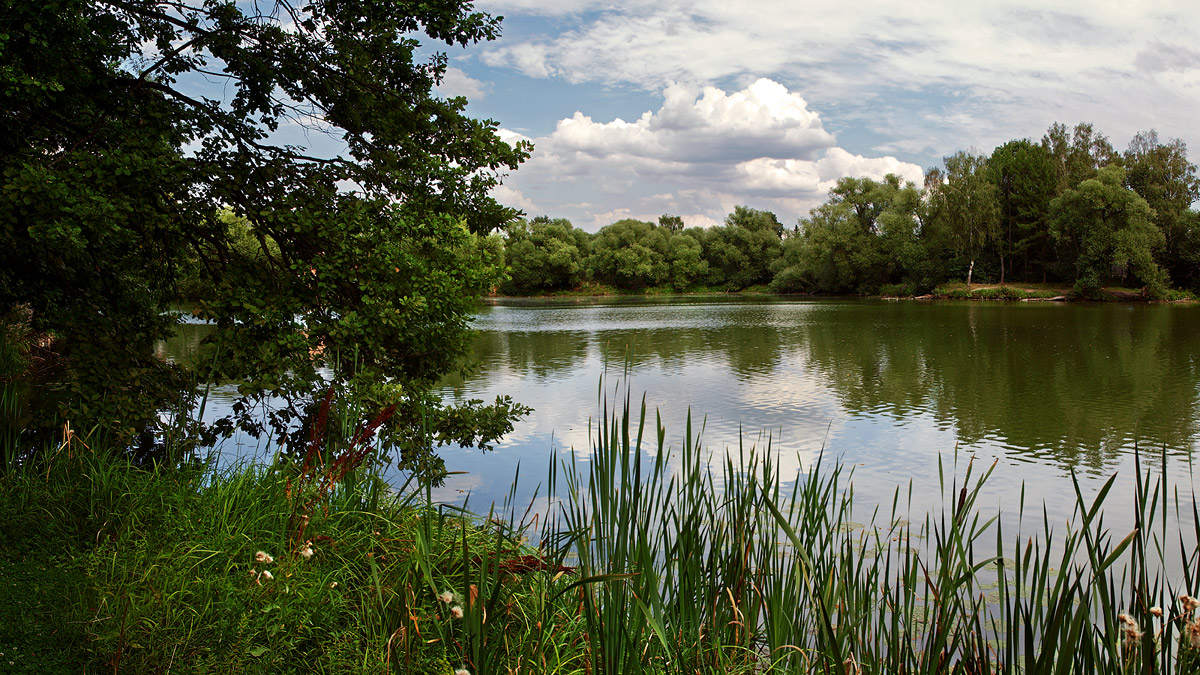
[1118,612,1142,648]
[438,590,455,604]
[1181,594,1200,613]
[450,605,464,620]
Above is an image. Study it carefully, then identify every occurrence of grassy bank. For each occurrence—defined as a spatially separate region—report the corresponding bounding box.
[929,282,1197,302]
[3,399,1200,673]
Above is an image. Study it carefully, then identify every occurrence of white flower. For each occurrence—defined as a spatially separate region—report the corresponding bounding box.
[450,605,464,620]
[454,669,470,675]
[261,570,274,581]
[255,551,274,564]
[299,542,314,559]
[438,590,455,604]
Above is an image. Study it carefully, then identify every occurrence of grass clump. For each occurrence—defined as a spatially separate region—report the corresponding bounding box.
[0,399,586,674]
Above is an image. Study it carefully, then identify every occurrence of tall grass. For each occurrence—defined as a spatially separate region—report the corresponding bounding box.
[540,389,1200,674]
[2,386,1198,673]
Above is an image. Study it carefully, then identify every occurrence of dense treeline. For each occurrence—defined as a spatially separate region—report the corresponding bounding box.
[501,123,1200,298]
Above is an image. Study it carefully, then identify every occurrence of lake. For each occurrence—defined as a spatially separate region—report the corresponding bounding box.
[175,296,1200,528]
[432,296,1200,523]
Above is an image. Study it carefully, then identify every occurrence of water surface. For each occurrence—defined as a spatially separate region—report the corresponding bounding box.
[167,297,1200,526]
[432,297,1200,521]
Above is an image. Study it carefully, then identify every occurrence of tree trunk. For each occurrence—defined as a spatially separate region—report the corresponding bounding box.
[967,259,975,287]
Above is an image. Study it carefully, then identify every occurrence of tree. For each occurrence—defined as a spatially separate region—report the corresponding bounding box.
[1175,209,1200,292]
[826,176,905,235]
[725,205,784,237]
[929,152,1000,283]
[988,139,1057,282]
[1123,130,1200,283]
[502,217,588,293]
[1042,122,1119,193]
[665,231,707,290]
[698,206,783,289]
[774,175,921,294]
[0,1,531,473]
[658,214,685,233]
[1049,165,1167,296]
[587,219,668,289]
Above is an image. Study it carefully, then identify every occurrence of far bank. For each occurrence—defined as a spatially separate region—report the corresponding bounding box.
[491,280,1197,303]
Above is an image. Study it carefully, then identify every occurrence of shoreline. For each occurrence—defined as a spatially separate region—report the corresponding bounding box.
[490,283,1197,304]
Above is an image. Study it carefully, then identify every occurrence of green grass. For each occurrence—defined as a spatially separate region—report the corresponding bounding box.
[0,554,91,673]
[933,284,1068,300]
[931,282,1198,303]
[3,393,1200,673]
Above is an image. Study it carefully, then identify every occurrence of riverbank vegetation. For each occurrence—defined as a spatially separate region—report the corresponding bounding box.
[499,124,1200,301]
[5,396,1200,674]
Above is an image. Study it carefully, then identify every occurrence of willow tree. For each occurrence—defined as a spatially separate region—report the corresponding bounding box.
[1050,165,1167,297]
[0,1,530,473]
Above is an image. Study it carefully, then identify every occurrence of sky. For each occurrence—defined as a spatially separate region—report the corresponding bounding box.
[428,0,1200,231]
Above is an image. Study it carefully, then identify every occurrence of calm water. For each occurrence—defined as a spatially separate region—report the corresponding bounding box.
[432,297,1200,521]
[171,297,1200,525]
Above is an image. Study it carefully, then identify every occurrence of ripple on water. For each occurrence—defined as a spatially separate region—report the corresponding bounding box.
[157,297,1200,525]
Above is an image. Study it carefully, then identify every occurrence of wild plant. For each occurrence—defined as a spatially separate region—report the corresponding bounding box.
[543,388,1200,674]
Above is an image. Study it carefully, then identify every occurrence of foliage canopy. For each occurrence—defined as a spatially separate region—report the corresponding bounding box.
[0,0,531,473]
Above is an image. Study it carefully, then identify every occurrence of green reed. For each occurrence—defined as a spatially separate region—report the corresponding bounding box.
[542,390,1200,674]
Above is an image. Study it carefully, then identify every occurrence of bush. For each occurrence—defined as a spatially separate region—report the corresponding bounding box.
[768,266,809,293]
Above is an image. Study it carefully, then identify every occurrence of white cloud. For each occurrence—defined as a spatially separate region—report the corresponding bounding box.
[493,80,922,230]
[491,183,540,215]
[479,1,1200,162]
[554,80,834,163]
[479,0,603,16]
[815,148,925,188]
[436,67,489,101]
[497,128,533,147]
